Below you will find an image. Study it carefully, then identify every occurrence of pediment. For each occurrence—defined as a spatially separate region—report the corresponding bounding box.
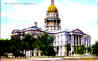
[71,29,84,34]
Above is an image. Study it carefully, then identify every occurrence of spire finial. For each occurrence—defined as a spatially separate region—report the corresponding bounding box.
[34,22,37,26]
[51,0,54,5]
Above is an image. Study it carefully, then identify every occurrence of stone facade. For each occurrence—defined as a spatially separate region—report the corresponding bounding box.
[49,29,91,56]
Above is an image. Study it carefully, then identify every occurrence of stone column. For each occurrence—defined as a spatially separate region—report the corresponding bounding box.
[79,35,81,46]
[78,35,79,46]
[60,46,62,56]
[78,35,81,46]
[38,50,41,56]
[70,34,72,56]
[74,35,77,55]
[33,49,37,56]
[71,34,74,56]
[61,46,63,56]
[33,51,36,56]
[75,35,77,46]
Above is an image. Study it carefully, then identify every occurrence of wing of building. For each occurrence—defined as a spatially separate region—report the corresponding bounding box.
[11,0,91,56]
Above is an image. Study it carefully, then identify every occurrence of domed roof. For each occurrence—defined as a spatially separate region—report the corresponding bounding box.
[48,4,57,12]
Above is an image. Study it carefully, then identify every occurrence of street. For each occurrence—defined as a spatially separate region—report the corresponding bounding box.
[1,58,98,61]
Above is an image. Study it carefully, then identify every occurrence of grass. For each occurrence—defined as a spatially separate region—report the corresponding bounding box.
[31,56,64,58]
[63,56,98,60]
[1,56,98,60]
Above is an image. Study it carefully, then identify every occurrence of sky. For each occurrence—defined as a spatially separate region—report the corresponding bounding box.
[1,0,98,44]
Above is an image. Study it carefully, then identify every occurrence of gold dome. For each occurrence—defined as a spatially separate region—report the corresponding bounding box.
[48,4,57,12]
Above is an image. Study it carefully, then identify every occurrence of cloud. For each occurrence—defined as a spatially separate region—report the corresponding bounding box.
[57,2,97,44]
[1,0,97,44]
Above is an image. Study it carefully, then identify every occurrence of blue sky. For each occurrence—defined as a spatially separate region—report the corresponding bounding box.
[1,0,98,44]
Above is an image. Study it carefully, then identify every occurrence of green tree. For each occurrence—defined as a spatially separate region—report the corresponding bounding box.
[92,41,98,56]
[0,39,16,56]
[65,43,71,56]
[22,33,56,56]
[0,33,55,56]
[23,34,35,50]
[39,33,56,56]
[87,47,92,54]
[77,45,85,54]
[0,39,9,56]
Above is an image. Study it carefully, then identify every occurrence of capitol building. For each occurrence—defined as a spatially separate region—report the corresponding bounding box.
[11,0,91,56]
